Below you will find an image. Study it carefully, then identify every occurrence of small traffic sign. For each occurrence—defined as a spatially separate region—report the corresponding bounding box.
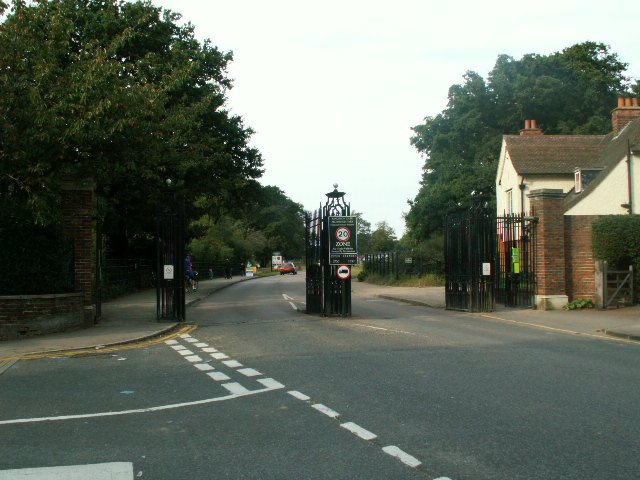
[336,264,351,280]
[163,265,174,280]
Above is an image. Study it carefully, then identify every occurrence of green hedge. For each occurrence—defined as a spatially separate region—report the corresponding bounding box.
[592,215,640,302]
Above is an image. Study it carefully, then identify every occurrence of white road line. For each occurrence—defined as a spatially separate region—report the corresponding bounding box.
[185,355,203,363]
[201,347,218,353]
[288,391,310,401]
[0,385,285,425]
[282,294,294,301]
[177,350,194,356]
[340,422,377,440]
[382,446,422,468]
[222,360,243,368]
[165,340,179,345]
[433,477,453,480]
[312,403,340,418]
[222,382,251,395]
[354,323,417,336]
[0,462,133,480]
[288,302,297,310]
[237,368,261,377]
[210,352,229,360]
[194,342,208,348]
[179,334,192,339]
[258,378,285,389]
[171,345,187,350]
[183,337,199,343]
[207,372,230,381]
[194,364,214,371]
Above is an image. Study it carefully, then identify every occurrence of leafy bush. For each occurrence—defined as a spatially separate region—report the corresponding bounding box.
[592,215,640,302]
[563,299,594,310]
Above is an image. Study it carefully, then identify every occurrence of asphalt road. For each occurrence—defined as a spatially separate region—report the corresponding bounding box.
[1,274,639,479]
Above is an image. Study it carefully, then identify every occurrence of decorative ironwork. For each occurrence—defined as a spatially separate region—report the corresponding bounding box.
[444,209,537,312]
[305,184,353,316]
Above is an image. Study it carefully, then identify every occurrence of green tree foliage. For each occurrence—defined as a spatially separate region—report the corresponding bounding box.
[0,0,262,257]
[188,185,305,266]
[407,42,633,241]
[352,211,372,254]
[370,221,397,253]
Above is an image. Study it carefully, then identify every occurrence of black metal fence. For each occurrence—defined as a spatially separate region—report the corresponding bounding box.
[362,252,444,279]
[444,209,496,312]
[495,213,537,308]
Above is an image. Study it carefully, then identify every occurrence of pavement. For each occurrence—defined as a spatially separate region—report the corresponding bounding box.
[1,276,639,362]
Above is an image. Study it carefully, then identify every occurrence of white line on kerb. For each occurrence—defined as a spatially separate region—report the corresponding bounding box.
[312,403,340,418]
[340,422,377,440]
[382,446,422,468]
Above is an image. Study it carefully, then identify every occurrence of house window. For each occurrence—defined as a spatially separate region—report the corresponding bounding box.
[506,189,513,214]
[575,170,582,193]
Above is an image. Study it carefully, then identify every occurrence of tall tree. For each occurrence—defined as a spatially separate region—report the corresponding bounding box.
[0,0,262,257]
[407,42,633,242]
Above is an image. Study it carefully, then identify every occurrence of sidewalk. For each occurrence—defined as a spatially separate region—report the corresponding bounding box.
[352,282,640,342]
[1,278,638,361]
[0,276,252,360]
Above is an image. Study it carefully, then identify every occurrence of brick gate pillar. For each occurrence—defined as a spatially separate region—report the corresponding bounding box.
[61,180,96,325]
[528,189,569,310]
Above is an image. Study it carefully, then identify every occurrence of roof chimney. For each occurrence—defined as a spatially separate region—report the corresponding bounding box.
[612,97,640,133]
[520,119,543,136]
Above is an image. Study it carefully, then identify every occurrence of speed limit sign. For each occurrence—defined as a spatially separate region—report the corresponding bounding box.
[335,226,351,242]
[336,265,351,280]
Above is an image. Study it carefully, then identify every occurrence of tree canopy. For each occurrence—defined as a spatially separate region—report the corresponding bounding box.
[0,0,263,257]
[406,41,634,242]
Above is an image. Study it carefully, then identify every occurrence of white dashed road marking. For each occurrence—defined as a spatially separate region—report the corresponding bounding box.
[257,378,285,389]
[194,363,214,371]
[312,403,340,418]
[340,422,377,441]
[207,372,230,381]
[382,446,422,468]
[222,360,243,368]
[288,391,310,401]
[238,368,261,377]
[222,382,251,395]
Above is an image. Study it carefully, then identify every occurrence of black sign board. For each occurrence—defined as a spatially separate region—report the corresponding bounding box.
[329,216,358,265]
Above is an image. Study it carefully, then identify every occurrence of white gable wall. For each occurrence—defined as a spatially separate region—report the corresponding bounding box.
[566,153,639,215]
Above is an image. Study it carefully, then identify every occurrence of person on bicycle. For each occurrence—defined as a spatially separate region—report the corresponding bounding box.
[185,254,197,291]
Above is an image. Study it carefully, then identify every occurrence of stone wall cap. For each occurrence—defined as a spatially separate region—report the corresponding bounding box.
[0,293,83,300]
[527,189,566,199]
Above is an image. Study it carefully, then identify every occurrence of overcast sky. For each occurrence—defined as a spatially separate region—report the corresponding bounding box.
[151,0,639,236]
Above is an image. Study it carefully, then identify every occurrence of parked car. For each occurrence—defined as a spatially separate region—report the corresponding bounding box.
[279,262,297,275]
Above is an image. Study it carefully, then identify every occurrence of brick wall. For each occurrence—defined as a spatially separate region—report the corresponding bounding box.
[0,294,84,340]
[564,215,599,302]
[529,189,567,296]
[61,182,95,309]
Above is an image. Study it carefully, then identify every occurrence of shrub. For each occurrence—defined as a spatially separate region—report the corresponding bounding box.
[563,299,594,310]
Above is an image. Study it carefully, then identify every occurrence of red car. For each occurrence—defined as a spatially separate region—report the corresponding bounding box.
[279,262,297,275]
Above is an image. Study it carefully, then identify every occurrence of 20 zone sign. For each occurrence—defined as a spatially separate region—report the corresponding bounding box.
[335,226,351,242]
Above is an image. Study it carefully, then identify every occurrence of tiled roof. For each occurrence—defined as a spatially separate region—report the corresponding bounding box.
[505,134,609,174]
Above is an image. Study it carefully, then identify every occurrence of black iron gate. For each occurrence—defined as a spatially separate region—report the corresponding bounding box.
[444,208,496,312]
[305,185,352,316]
[156,205,186,321]
[445,210,537,312]
[495,213,537,308]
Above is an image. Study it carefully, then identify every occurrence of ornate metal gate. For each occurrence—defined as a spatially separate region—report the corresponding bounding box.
[156,202,186,321]
[445,210,537,312]
[444,208,496,312]
[305,185,352,316]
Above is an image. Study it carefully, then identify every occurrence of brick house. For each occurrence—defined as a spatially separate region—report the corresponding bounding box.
[496,97,640,309]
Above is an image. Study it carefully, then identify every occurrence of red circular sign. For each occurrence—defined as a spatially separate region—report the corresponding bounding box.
[336,265,351,280]
[335,226,351,242]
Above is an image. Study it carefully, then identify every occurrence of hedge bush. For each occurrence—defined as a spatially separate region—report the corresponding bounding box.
[592,215,640,302]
